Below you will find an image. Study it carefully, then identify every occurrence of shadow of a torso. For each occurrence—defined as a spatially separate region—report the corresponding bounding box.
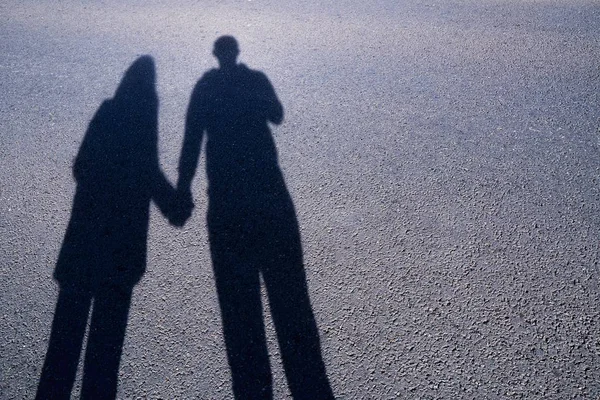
[55,96,158,290]
[192,65,298,253]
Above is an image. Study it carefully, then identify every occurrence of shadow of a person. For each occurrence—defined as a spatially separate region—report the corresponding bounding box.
[36,56,177,400]
[177,36,334,399]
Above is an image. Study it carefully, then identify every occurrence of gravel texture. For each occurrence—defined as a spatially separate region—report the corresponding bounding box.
[1,1,599,398]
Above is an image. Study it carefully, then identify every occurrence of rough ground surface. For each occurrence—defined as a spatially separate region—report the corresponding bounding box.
[1,0,599,398]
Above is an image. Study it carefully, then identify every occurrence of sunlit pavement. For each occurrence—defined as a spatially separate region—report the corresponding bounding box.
[1,1,599,398]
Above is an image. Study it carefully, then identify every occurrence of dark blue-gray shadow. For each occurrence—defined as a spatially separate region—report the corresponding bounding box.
[177,36,334,399]
[36,56,176,400]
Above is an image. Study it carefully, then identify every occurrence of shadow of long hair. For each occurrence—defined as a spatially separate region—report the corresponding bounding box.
[36,56,175,400]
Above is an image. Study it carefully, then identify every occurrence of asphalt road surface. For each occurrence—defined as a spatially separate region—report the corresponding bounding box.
[1,1,599,399]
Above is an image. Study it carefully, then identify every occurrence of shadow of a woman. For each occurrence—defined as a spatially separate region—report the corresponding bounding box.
[36,56,177,400]
[177,36,334,399]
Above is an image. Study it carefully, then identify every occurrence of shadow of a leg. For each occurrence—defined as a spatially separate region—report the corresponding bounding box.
[263,258,334,400]
[36,289,92,400]
[80,286,132,400]
[212,237,272,399]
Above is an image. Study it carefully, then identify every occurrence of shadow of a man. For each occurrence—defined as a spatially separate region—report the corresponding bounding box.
[177,36,334,399]
[36,56,177,400]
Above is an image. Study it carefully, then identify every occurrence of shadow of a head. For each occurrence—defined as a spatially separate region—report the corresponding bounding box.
[114,55,156,103]
[213,35,240,70]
